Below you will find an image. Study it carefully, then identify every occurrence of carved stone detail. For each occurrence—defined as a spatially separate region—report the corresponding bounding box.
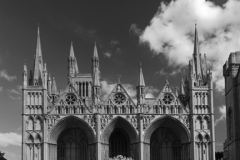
[83,115,96,131]
[126,115,138,130]
[45,115,60,130]
[100,115,113,131]
[143,115,155,129]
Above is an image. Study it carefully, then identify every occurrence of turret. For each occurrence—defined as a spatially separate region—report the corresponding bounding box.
[92,43,101,104]
[68,42,79,78]
[137,62,146,105]
[23,62,28,88]
[43,63,47,89]
[179,76,185,101]
[47,73,52,94]
[51,75,58,103]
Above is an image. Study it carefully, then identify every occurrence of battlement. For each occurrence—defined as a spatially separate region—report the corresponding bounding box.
[223,51,240,77]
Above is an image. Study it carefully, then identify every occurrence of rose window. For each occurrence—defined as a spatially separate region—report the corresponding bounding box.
[65,94,77,105]
[162,93,173,104]
[113,93,126,105]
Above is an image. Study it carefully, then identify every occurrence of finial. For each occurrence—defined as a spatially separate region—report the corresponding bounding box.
[117,74,121,83]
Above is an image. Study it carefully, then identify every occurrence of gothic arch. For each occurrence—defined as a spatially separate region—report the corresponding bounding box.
[49,115,95,144]
[144,116,190,143]
[101,116,138,144]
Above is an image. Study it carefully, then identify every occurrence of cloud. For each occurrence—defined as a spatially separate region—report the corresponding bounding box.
[145,86,159,98]
[0,86,3,92]
[129,23,142,36]
[215,105,226,126]
[103,52,112,58]
[7,85,22,100]
[0,132,21,147]
[101,80,137,103]
[111,40,120,46]
[139,0,240,92]
[156,68,183,76]
[0,70,16,81]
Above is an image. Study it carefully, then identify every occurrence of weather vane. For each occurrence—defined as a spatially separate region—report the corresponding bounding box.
[116,74,121,83]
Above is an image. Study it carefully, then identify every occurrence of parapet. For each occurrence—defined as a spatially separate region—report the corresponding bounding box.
[223,51,240,77]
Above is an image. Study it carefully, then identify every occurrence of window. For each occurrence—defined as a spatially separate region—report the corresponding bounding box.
[65,94,76,105]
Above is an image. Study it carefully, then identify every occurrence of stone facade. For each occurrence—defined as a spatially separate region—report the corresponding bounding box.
[22,26,215,160]
[223,51,240,160]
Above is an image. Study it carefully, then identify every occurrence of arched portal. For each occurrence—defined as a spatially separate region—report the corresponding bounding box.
[109,129,130,157]
[101,116,138,160]
[150,128,181,160]
[57,128,88,160]
[144,116,190,160]
[48,116,95,160]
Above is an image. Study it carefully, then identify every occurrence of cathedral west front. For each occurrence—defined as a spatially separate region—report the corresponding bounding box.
[22,25,215,160]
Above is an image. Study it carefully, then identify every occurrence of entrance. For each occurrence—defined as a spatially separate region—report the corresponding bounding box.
[57,128,88,160]
[150,127,181,160]
[109,129,130,158]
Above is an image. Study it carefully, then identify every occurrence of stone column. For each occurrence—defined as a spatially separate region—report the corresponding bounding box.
[138,113,144,160]
[95,113,101,160]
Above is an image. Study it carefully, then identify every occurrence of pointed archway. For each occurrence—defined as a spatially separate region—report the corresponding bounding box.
[144,116,190,160]
[101,116,138,160]
[48,116,95,160]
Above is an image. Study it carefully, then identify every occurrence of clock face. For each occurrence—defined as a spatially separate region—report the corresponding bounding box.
[162,93,174,105]
[113,93,126,105]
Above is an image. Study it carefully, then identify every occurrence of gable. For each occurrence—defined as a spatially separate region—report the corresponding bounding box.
[102,83,136,107]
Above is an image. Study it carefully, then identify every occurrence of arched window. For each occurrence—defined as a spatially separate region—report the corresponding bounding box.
[150,140,160,160]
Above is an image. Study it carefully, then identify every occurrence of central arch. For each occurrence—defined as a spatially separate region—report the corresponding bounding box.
[101,116,138,160]
[144,116,190,160]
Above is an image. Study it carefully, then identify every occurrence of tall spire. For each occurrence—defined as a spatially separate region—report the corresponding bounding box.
[93,67,100,86]
[193,23,199,56]
[33,26,43,86]
[68,42,79,77]
[138,62,145,86]
[193,23,202,78]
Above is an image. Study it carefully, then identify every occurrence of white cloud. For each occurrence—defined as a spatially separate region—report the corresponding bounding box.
[0,132,21,147]
[140,0,240,92]
[145,86,159,98]
[7,85,22,100]
[103,52,112,58]
[156,68,183,76]
[0,69,16,81]
[215,105,226,126]
[0,86,3,92]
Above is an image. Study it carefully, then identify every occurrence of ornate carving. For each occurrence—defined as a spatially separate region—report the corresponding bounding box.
[100,115,113,131]
[143,115,155,129]
[45,115,60,130]
[126,115,138,130]
[83,115,96,131]
[109,155,134,160]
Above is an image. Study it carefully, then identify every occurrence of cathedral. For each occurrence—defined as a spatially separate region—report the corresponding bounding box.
[22,25,215,160]
[223,51,240,160]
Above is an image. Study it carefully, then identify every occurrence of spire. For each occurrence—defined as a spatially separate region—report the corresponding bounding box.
[138,62,145,86]
[51,76,57,95]
[23,62,28,87]
[180,76,185,95]
[33,26,43,85]
[69,42,75,58]
[193,23,200,56]
[193,23,202,78]
[93,42,99,59]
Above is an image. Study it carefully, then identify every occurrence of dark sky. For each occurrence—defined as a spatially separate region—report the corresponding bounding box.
[0,0,228,159]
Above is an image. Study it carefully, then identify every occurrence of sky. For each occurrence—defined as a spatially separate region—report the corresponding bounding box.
[0,0,238,159]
